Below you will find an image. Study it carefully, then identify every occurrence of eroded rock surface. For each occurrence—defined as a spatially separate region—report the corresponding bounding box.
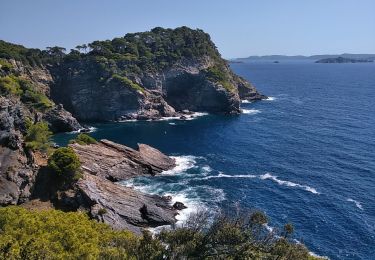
[70,139,175,181]
[76,173,176,234]
[66,139,178,232]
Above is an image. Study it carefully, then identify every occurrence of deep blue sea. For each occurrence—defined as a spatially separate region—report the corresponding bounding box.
[54,61,375,260]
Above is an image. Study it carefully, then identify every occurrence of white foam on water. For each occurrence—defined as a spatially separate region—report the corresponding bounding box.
[169,122,176,125]
[157,116,181,121]
[120,112,209,123]
[346,198,364,210]
[162,156,199,175]
[241,109,261,115]
[183,112,209,121]
[202,173,258,180]
[309,251,330,259]
[265,96,276,101]
[119,119,138,122]
[241,100,252,103]
[259,173,320,194]
[70,126,97,134]
[264,223,275,233]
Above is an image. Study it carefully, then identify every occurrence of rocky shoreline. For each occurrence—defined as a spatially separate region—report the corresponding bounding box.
[61,140,190,233]
[1,27,267,233]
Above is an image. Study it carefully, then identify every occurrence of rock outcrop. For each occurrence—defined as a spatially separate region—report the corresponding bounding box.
[42,104,81,133]
[57,140,179,233]
[70,140,175,181]
[0,97,36,205]
[234,74,267,101]
[76,173,176,233]
[0,95,79,206]
[48,27,266,121]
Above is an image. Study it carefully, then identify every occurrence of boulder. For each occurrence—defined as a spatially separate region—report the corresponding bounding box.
[173,201,187,210]
[42,105,82,133]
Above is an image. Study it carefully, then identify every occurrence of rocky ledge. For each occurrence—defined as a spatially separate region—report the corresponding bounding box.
[56,139,181,233]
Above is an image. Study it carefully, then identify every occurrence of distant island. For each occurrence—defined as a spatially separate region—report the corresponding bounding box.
[232,53,375,63]
[315,56,374,63]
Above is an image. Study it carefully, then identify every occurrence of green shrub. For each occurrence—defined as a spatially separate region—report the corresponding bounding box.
[156,211,322,260]
[48,147,82,182]
[0,75,22,95]
[0,75,53,110]
[69,133,97,145]
[205,65,235,92]
[0,59,13,72]
[112,74,145,93]
[25,121,52,153]
[0,207,324,260]
[21,89,54,110]
[0,207,137,259]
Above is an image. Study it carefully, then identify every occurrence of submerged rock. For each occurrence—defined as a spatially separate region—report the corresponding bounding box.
[173,201,187,210]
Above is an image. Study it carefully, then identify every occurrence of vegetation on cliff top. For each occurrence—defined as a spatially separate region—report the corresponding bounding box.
[79,26,223,71]
[1,27,224,71]
[0,207,322,260]
[1,27,235,98]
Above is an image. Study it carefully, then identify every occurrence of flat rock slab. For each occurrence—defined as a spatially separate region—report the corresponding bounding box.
[70,139,175,181]
[69,139,179,233]
[77,173,177,234]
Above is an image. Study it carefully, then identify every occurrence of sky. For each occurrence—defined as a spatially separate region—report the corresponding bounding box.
[1,0,374,58]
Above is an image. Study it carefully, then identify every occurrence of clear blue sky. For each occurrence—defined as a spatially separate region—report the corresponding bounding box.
[1,0,374,58]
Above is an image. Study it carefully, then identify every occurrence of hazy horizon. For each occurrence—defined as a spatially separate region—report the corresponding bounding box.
[1,0,374,58]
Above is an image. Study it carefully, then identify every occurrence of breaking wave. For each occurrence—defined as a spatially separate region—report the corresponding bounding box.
[241,109,261,115]
[70,126,97,134]
[346,198,363,210]
[199,172,319,195]
[259,173,320,194]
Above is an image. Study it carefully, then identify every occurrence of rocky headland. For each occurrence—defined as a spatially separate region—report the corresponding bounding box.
[0,27,266,232]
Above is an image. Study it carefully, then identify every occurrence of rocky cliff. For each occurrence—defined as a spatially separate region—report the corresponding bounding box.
[0,27,265,232]
[0,52,81,205]
[47,27,266,121]
[1,27,265,122]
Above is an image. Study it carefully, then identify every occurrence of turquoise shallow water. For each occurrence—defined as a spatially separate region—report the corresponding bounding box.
[55,62,375,260]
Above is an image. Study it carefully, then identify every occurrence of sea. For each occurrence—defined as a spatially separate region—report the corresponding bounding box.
[54,61,375,260]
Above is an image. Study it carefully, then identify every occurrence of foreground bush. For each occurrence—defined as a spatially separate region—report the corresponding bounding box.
[0,207,323,260]
[156,210,321,260]
[0,207,137,259]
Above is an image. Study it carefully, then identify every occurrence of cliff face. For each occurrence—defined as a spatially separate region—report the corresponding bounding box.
[49,27,266,121]
[0,58,81,132]
[0,55,81,205]
[1,27,265,122]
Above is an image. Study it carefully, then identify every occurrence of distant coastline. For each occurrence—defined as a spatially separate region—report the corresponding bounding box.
[231,53,375,63]
[315,56,374,63]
